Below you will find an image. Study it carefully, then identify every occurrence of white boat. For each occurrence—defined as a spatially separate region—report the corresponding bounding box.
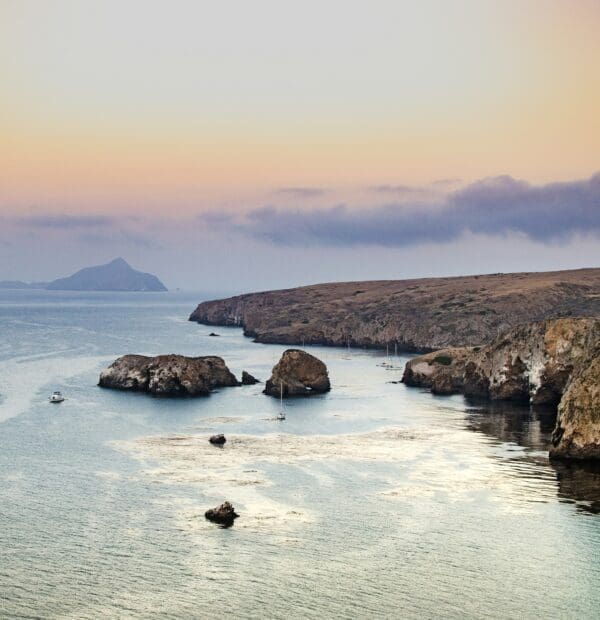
[277,382,286,420]
[49,391,65,403]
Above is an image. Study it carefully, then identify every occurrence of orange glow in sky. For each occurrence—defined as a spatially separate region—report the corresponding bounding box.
[1,0,599,215]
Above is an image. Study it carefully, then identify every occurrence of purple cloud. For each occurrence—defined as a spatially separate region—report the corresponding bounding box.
[205,173,600,247]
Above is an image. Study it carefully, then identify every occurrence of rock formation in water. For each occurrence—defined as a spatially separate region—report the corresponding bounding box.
[47,258,167,292]
[241,371,259,385]
[205,501,239,526]
[264,349,330,397]
[402,318,600,460]
[209,434,226,445]
[401,347,474,395]
[189,268,600,352]
[98,354,239,396]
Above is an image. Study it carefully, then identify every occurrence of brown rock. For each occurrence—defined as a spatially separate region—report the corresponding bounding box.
[98,354,239,396]
[431,372,458,395]
[241,371,259,385]
[204,501,239,527]
[402,347,472,393]
[264,349,330,397]
[550,331,600,460]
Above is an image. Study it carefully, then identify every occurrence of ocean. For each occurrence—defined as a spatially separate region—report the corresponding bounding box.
[0,290,599,619]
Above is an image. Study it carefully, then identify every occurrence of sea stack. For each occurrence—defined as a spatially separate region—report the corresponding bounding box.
[264,349,330,397]
[241,371,260,385]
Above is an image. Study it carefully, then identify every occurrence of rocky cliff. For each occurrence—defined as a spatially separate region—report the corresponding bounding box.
[550,330,600,460]
[402,318,600,460]
[189,268,600,352]
[98,354,239,396]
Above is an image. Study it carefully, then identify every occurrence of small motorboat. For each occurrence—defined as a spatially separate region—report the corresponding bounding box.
[49,391,65,403]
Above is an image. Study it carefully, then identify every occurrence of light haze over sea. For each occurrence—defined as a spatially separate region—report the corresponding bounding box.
[0,290,599,618]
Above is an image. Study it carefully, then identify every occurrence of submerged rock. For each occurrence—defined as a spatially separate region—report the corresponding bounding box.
[241,371,259,385]
[264,349,330,397]
[98,354,239,396]
[205,501,239,527]
[208,332,220,337]
[209,434,226,445]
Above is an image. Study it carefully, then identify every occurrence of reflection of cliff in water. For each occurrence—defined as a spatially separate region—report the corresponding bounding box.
[552,460,600,514]
[464,398,600,514]
[464,399,556,451]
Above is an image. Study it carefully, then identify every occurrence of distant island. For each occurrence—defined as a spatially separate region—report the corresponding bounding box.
[0,258,167,292]
[0,280,48,290]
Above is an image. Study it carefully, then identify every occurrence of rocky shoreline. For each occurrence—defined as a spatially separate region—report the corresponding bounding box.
[402,318,600,460]
[189,268,600,352]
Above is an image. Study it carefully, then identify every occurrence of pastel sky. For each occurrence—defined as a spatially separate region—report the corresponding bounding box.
[1,0,599,291]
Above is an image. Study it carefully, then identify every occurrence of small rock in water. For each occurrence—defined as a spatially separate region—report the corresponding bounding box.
[205,501,239,527]
[209,434,226,445]
[208,332,220,337]
[241,371,260,385]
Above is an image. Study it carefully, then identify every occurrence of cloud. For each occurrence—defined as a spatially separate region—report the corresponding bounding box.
[77,231,163,250]
[431,177,463,187]
[370,184,427,194]
[15,214,115,229]
[6,213,163,250]
[274,187,328,198]
[205,173,600,247]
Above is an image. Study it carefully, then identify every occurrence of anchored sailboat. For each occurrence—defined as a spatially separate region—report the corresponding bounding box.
[277,381,286,420]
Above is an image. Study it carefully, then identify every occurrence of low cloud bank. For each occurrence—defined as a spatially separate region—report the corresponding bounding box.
[204,173,600,247]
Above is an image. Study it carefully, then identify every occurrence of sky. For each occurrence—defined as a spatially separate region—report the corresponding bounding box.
[1,0,599,292]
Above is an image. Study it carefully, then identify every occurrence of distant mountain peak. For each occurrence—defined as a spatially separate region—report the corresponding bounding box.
[45,259,167,292]
[109,257,130,266]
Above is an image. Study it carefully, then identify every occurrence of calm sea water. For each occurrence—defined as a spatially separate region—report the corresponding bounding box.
[0,290,599,619]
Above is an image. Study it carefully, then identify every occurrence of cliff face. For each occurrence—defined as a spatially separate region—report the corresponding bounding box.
[550,332,600,460]
[189,269,600,352]
[402,318,600,460]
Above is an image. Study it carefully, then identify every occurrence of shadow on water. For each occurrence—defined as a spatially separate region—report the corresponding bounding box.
[464,398,600,514]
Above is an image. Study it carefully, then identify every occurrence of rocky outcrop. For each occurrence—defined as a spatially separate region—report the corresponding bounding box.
[401,347,473,395]
[461,319,597,404]
[403,318,600,460]
[209,434,226,445]
[205,501,239,527]
[189,269,600,352]
[98,354,239,396]
[264,349,330,397]
[241,371,259,385]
